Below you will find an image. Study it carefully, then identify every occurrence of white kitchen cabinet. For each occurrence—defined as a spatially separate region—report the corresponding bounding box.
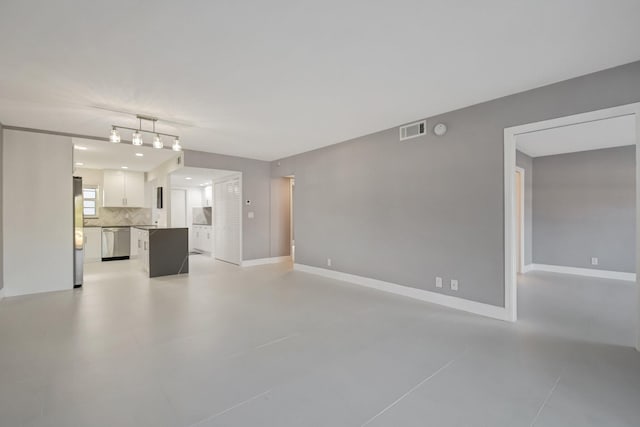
[125,171,145,207]
[102,170,146,207]
[130,227,139,258]
[203,185,213,207]
[139,229,149,272]
[192,226,201,251]
[84,227,102,262]
[205,226,213,254]
[103,170,125,207]
[193,225,213,254]
[189,188,203,208]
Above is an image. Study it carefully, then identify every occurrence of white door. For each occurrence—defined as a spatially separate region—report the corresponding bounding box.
[215,177,241,265]
[171,189,187,227]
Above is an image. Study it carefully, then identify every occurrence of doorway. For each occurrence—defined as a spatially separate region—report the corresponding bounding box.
[169,167,241,261]
[504,102,640,351]
[289,176,295,262]
[515,167,524,274]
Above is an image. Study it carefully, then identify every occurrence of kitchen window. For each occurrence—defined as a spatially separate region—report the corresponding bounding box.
[83,186,99,217]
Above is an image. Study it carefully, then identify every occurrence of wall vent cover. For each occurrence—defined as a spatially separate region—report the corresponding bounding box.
[399,120,426,141]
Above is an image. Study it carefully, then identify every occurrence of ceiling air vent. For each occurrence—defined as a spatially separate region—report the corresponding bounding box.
[399,120,426,141]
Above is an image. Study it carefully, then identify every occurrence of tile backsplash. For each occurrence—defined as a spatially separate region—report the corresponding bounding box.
[84,207,153,227]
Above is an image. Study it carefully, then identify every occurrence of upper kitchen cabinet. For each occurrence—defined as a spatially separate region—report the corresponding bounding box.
[103,170,125,207]
[124,171,145,207]
[103,170,146,207]
[203,185,213,207]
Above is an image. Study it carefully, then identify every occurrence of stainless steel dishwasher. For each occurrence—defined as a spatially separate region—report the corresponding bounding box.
[101,227,131,261]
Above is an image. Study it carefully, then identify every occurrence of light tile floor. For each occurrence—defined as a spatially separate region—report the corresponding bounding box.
[0,256,638,426]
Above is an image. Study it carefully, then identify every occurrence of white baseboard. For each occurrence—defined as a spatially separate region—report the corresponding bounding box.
[527,263,635,281]
[293,263,510,321]
[242,256,291,267]
[522,264,534,273]
[2,285,71,298]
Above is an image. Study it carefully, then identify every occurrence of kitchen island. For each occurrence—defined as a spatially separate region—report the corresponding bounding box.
[134,226,189,278]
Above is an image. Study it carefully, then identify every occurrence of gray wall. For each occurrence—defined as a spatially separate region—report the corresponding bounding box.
[0,123,3,291]
[183,150,272,261]
[272,60,640,307]
[516,150,533,265]
[532,146,636,273]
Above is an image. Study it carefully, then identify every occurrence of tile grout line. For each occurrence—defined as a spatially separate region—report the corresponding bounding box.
[189,389,272,426]
[184,333,300,426]
[255,333,300,349]
[225,332,301,360]
[530,375,561,427]
[360,350,465,427]
[530,343,575,427]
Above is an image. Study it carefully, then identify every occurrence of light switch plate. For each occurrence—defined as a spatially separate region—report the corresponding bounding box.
[248,212,255,219]
[451,279,458,291]
[436,277,443,288]
[591,257,598,265]
[327,258,332,267]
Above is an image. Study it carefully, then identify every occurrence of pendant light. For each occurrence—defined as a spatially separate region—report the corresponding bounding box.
[132,130,143,146]
[109,127,121,143]
[152,134,163,149]
[172,137,182,151]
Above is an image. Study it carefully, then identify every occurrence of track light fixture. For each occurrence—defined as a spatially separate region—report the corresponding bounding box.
[110,115,181,150]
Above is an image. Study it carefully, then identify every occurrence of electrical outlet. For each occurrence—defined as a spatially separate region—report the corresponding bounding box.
[327,258,332,267]
[435,277,443,288]
[591,257,598,266]
[450,279,459,291]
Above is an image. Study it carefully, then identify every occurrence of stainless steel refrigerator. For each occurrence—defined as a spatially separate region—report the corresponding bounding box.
[73,176,83,287]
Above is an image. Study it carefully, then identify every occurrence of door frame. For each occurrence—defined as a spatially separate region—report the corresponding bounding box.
[515,166,525,274]
[503,102,640,351]
[288,176,295,261]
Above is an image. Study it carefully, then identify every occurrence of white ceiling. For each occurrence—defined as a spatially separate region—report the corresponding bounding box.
[1,1,640,161]
[516,114,636,157]
[72,138,178,171]
[170,167,239,189]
